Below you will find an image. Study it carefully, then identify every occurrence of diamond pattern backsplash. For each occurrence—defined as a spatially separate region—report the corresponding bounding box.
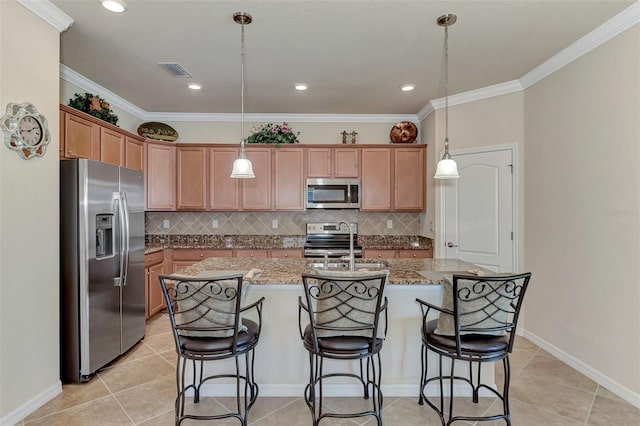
[146,211,421,235]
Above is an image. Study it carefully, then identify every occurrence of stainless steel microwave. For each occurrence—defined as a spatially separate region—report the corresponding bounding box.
[306,178,360,209]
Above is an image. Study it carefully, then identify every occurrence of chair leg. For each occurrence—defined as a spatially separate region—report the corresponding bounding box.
[419,344,426,405]
[503,356,512,426]
[447,357,455,425]
[361,358,369,399]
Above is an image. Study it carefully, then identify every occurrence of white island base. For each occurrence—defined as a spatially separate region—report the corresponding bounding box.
[191,283,497,399]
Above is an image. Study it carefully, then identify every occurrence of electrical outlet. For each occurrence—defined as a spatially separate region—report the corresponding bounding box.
[430,221,434,232]
[272,219,278,229]
[162,219,170,229]
[212,218,219,228]
[386,219,393,229]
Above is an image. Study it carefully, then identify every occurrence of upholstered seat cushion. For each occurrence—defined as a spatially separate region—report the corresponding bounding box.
[303,325,383,354]
[180,319,259,354]
[424,319,508,354]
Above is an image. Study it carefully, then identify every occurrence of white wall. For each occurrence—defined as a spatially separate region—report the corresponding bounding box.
[0,1,61,422]
[524,25,640,402]
[427,92,525,267]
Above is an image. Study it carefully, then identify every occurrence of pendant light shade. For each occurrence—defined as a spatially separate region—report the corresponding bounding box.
[230,12,255,179]
[434,14,460,180]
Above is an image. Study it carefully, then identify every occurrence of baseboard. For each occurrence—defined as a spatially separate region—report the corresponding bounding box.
[522,329,640,409]
[198,383,497,398]
[0,381,62,426]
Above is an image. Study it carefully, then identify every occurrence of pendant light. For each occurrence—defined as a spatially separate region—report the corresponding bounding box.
[434,14,460,180]
[230,12,255,178]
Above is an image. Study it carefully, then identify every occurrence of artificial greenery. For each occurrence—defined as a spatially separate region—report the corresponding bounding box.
[247,122,300,144]
[68,92,119,126]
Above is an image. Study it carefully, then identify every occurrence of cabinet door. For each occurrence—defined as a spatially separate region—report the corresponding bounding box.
[100,127,125,166]
[177,147,207,210]
[242,147,272,210]
[394,147,425,211]
[64,112,100,160]
[209,147,241,210]
[172,260,195,273]
[364,249,396,259]
[59,111,66,158]
[307,148,331,178]
[397,249,433,258]
[147,263,165,318]
[235,249,269,258]
[145,143,176,210]
[361,148,392,211]
[274,148,305,210]
[125,137,143,171]
[334,148,360,178]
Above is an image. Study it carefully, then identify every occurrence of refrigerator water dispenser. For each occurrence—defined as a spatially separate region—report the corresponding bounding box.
[96,214,113,258]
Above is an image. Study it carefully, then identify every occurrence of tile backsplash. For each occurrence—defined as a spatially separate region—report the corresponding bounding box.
[146,211,422,236]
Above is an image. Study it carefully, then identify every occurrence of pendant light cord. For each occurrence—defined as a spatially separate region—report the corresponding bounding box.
[240,19,246,157]
[443,22,450,159]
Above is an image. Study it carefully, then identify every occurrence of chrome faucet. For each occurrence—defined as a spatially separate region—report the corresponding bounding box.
[338,221,355,271]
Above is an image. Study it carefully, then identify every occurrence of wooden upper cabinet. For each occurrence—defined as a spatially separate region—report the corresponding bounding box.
[360,148,392,211]
[176,146,207,210]
[307,148,331,177]
[394,147,425,211]
[274,148,305,210]
[63,111,100,160]
[242,147,272,210]
[307,147,359,178]
[334,148,360,177]
[100,127,125,166]
[145,142,176,210]
[125,137,144,171]
[208,147,240,210]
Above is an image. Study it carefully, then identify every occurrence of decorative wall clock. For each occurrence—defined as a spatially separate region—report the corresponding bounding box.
[1,102,51,159]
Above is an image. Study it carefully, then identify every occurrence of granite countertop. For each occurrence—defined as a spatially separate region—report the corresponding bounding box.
[171,257,481,285]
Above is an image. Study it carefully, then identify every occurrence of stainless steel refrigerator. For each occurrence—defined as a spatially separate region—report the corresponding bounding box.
[60,158,146,383]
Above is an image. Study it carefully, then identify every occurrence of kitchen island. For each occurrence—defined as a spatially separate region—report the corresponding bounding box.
[168,257,495,398]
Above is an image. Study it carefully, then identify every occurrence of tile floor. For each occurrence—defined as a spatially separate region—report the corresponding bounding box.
[20,314,639,425]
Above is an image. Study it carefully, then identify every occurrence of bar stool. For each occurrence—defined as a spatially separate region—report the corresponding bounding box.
[158,273,265,425]
[416,272,532,425]
[299,270,389,425]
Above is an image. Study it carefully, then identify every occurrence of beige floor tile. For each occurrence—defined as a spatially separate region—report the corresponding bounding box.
[24,379,111,422]
[587,395,640,426]
[137,409,175,426]
[520,353,598,392]
[476,399,585,426]
[98,354,174,393]
[145,314,172,337]
[513,336,539,353]
[215,396,299,423]
[107,342,157,367]
[595,384,631,404]
[142,331,176,353]
[114,374,177,424]
[322,395,394,425]
[252,398,356,425]
[509,374,594,423]
[372,396,445,426]
[23,395,132,425]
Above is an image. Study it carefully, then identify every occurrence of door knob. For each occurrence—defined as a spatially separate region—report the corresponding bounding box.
[447,242,458,248]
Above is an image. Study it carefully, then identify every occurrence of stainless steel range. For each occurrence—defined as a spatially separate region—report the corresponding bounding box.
[304,222,363,258]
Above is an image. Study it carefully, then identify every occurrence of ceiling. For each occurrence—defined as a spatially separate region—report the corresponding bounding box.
[52,0,634,116]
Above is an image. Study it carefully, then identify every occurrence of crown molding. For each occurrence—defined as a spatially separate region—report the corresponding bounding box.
[520,1,640,89]
[149,112,418,123]
[417,102,435,122]
[421,80,523,115]
[60,64,149,119]
[18,0,73,32]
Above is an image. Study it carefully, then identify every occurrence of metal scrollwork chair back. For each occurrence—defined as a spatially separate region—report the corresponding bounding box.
[158,273,265,426]
[416,272,532,426]
[299,271,389,426]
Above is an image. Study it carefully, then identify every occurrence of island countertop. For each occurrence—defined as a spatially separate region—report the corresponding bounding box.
[173,257,481,285]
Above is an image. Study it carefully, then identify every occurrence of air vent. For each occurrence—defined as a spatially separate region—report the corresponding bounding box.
[158,62,192,78]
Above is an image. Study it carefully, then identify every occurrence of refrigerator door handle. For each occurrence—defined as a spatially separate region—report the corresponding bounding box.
[121,191,130,286]
[113,192,126,287]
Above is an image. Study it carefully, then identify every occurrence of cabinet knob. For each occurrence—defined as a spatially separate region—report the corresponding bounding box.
[284,253,288,257]
[413,254,417,258]
[250,254,253,257]
[200,254,204,257]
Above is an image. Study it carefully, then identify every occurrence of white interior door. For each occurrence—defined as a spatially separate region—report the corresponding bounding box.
[442,148,515,272]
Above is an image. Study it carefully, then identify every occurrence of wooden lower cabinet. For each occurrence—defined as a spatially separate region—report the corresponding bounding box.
[270,248,303,258]
[145,251,165,319]
[364,249,433,259]
[234,249,269,258]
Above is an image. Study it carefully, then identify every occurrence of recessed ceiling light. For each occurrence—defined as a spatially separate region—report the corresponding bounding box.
[101,0,127,13]
[294,83,308,91]
[188,83,202,90]
[400,84,415,92]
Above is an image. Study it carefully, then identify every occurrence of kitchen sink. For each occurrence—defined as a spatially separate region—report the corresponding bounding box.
[305,260,389,270]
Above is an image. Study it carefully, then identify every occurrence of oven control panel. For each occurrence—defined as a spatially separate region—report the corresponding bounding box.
[306,222,357,234]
